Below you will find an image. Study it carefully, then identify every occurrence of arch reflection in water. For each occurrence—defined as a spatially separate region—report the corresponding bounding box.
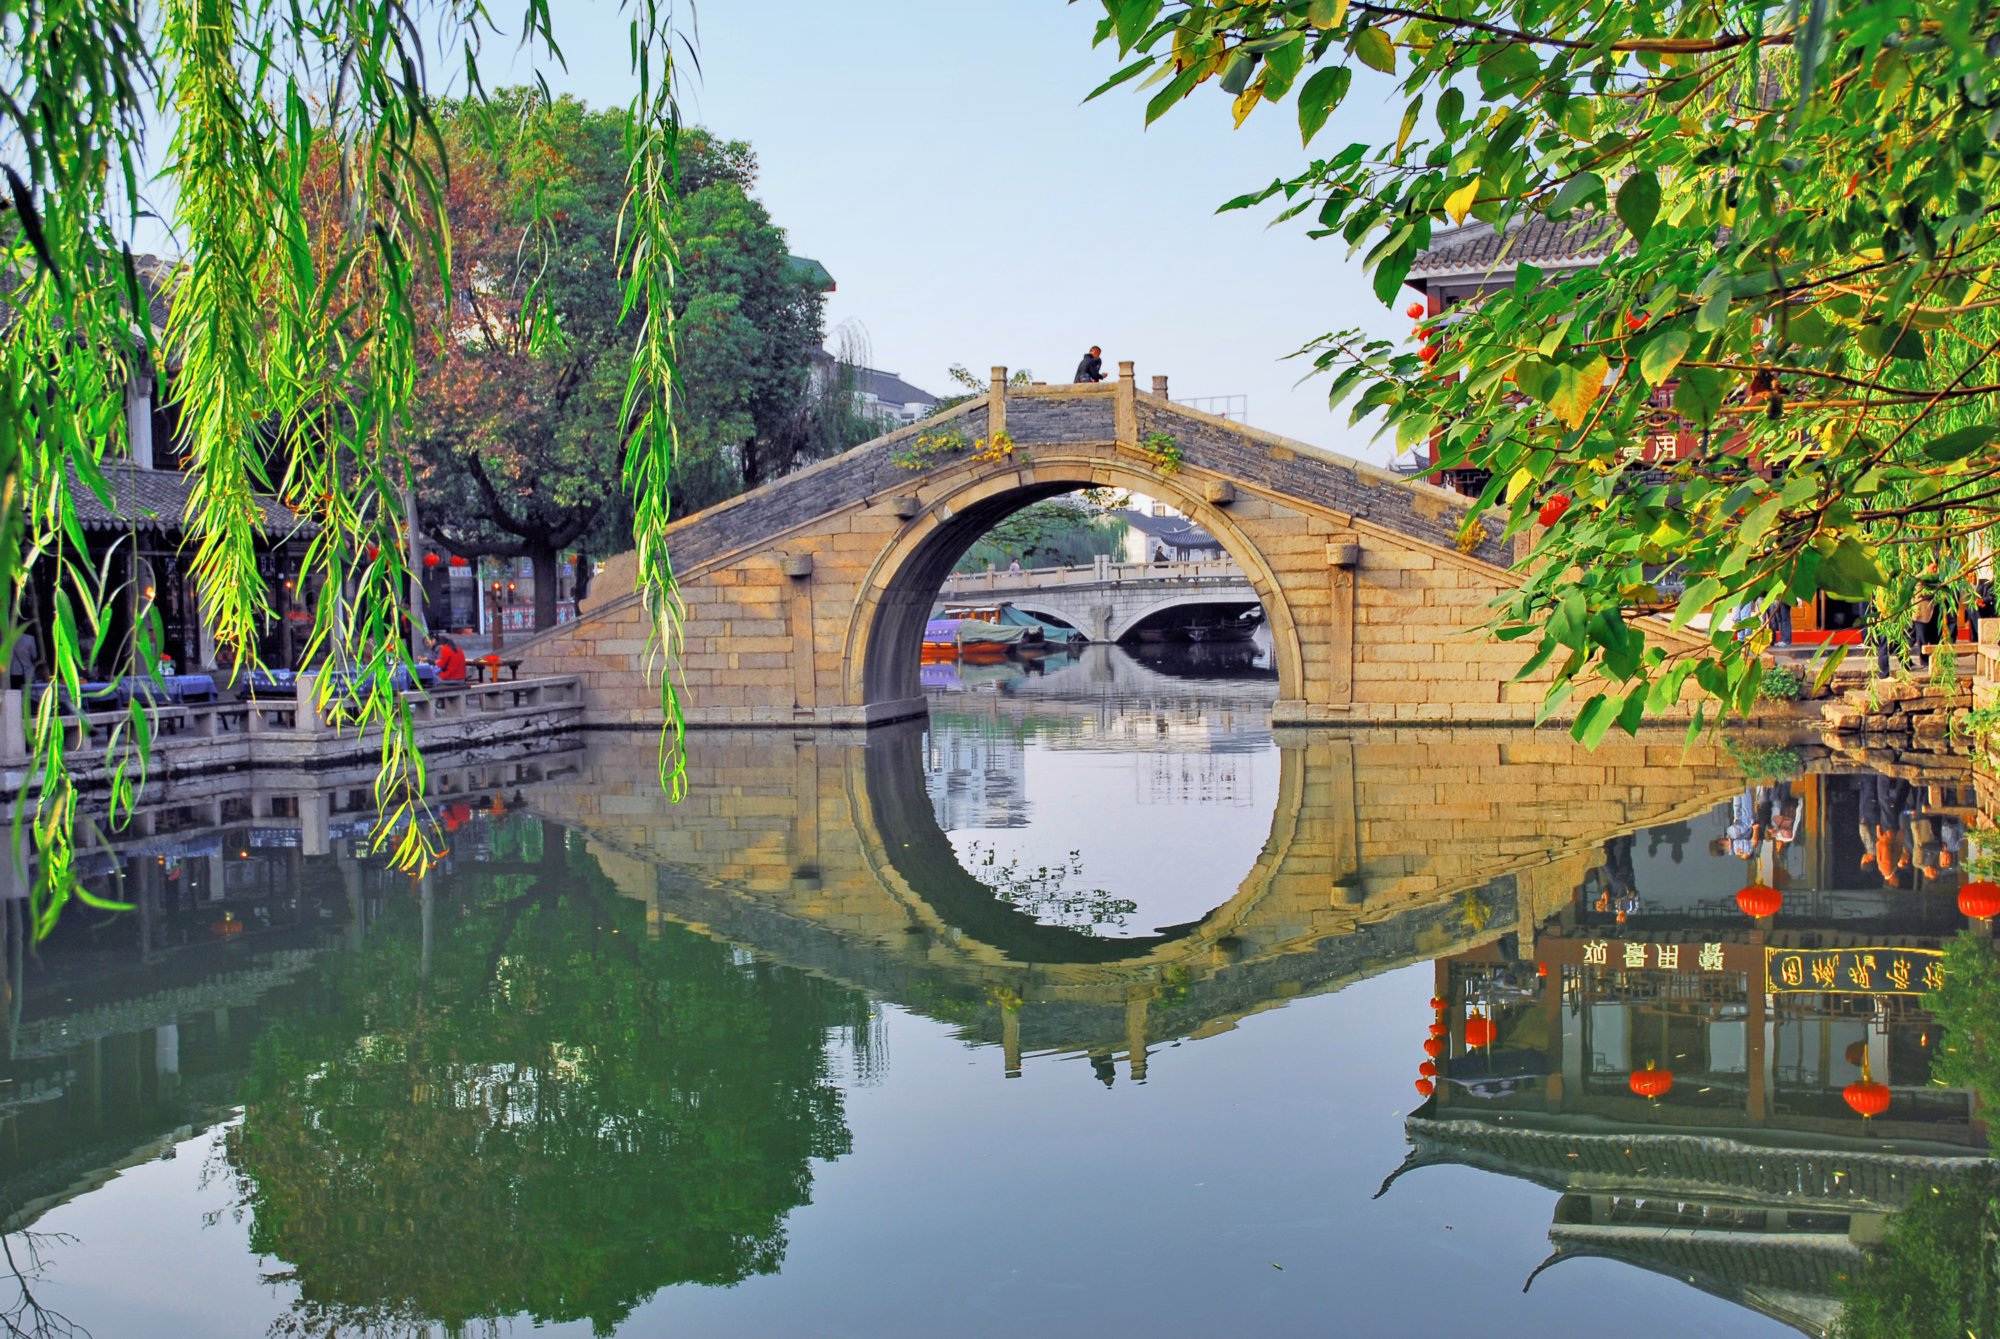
[525,695,1752,1085]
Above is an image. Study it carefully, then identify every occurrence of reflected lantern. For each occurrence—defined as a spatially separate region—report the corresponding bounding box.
[1464,1014,1497,1049]
[1844,1080,1892,1119]
[1959,881,2000,921]
[1628,1061,1674,1100]
[1735,883,1782,919]
[1844,1050,1892,1119]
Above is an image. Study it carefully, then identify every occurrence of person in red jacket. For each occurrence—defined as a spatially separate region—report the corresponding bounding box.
[429,635,467,682]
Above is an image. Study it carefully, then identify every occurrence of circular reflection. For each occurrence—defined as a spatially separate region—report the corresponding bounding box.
[878,645,1281,959]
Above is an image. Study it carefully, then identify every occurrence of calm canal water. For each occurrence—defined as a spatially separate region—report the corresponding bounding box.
[3,644,1988,1337]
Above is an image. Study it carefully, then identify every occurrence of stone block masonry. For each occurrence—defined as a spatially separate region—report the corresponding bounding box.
[512,368,1710,728]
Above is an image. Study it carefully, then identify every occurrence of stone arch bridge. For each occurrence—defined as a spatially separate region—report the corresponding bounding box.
[518,365,1670,727]
[938,559,1260,644]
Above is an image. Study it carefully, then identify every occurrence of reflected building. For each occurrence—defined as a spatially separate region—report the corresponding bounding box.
[1390,768,1995,1337]
[923,716,1029,831]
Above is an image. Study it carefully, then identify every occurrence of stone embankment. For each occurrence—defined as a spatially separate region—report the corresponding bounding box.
[1817,650,1972,777]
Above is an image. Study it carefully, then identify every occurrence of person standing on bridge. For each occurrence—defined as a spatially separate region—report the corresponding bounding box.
[1074,346,1106,383]
[1007,557,1022,575]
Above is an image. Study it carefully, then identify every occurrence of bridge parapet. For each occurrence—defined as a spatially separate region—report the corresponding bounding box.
[514,368,1707,727]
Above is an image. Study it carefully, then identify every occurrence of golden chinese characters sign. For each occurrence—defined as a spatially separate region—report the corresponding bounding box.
[1765,947,1944,995]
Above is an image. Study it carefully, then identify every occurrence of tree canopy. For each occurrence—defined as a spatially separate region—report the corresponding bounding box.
[401,93,841,629]
[1085,0,2000,740]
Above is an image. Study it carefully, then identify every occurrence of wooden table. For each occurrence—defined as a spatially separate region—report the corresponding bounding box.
[468,658,524,684]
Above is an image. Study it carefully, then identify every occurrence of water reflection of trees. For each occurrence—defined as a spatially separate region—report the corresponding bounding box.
[225,818,869,1337]
[960,842,1136,933]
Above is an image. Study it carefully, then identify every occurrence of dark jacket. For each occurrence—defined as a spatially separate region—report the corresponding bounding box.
[1073,353,1104,383]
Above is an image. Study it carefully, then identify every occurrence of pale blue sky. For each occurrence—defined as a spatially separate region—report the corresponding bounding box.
[127,2,1408,459]
[503,0,1409,458]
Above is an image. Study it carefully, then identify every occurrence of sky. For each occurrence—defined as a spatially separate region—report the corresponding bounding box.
[489,0,1411,460]
[124,2,1413,462]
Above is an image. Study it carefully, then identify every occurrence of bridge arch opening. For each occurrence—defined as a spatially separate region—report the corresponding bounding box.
[848,463,1303,714]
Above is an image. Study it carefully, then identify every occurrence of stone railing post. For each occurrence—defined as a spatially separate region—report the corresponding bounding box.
[295,671,323,736]
[0,689,23,761]
[989,365,1009,440]
[1114,361,1137,445]
[1977,618,2000,710]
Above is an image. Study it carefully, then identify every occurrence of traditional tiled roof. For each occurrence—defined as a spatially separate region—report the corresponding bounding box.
[860,368,937,409]
[1540,1224,1856,1337]
[1393,1113,1987,1212]
[72,463,312,538]
[1409,215,1626,279]
[1112,508,1225,551]
[786,254,836,292]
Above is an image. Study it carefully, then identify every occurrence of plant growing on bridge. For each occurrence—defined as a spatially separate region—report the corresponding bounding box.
[4,1,691,934]
[1139,430,1184,475]
[969,430,1017,465]
[1082,0,2000,743]
[893,427,1015,472]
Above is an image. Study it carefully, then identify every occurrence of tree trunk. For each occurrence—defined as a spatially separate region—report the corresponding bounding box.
[530,543,561,630]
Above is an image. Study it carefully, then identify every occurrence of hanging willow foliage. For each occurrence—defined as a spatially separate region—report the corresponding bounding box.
[2,0,686,935]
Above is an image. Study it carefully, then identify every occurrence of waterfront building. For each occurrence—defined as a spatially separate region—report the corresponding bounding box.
[18,255,318,679]
[1391,767,1992,1335]
[1400,221,1879,643]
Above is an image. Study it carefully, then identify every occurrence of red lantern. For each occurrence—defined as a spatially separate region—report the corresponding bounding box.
[1536,961,1550,977]
[450,554,470,568]
[443,812,461,833]
[1735,883,1783,919]
[1429,997,1447,1011]
[1537,493,1571,527]
[1418,343,1441,363]
[1418,1060,1437,1078]
[422,551,441,568]
[365,544,380,561]
[1414,1078,1435,1097]
[1844,1049,1891,1119]
[1423,1037,1444,1058]
[1844,1080,1892,1119]
[1464,1014,1497,1050]
[1959,881,2000,921]
[1628,1061,1674,1100]
[1406,302,1426,319]
[1428,1022,1447,1039]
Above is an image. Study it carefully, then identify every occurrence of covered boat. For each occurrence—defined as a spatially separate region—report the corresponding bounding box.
[940,602,1076,646]
[922,617,1029,662]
